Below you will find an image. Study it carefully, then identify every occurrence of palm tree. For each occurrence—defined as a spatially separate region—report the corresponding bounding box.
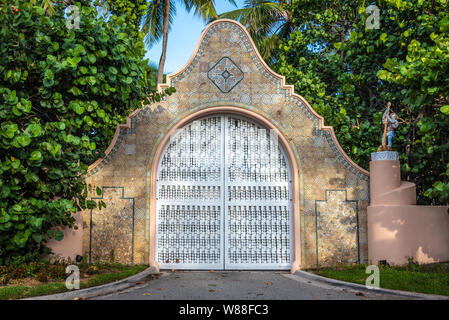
[142,0,237,85]
[218,0,295,62]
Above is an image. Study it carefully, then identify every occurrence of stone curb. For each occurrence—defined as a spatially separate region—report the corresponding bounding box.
[295,270,449,300]
[23,267,159,300]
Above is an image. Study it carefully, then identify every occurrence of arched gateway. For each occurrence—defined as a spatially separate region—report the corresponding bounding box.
[156,114,293,270]
[83,19,370,272]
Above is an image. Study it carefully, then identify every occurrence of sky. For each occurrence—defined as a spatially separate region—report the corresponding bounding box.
[144,0,245,74]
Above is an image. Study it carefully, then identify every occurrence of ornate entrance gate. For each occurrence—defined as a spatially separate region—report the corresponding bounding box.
[83,20,370,270]
[156,114,292,270]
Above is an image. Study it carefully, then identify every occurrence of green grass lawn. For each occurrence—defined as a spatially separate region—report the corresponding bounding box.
[0,264,148,300]
[309,263,449,296]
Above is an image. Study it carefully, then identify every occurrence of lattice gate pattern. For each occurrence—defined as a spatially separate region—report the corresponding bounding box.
[225,117,291,269]
[156,115,292,270]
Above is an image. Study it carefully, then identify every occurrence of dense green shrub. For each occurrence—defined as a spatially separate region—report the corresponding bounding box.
[0,257,126,285]
[275,0,449,204]
[0,1,173,265]
[93,0,149,38]
[35,270,48,283]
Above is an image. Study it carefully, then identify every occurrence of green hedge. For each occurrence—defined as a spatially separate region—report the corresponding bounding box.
[0,1,172,265]
[275,0,449,205]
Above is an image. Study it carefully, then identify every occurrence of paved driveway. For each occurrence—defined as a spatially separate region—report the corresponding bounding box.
[93,271,411,300]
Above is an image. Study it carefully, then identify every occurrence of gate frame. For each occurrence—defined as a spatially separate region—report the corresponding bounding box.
[148,106,302,273]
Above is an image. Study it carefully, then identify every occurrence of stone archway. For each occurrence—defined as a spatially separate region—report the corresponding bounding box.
[148,106,301,272]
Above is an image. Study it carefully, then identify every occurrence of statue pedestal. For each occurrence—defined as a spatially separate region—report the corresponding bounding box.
[371,151,398,161]
[367,152,449,265]
[369,152,415,206]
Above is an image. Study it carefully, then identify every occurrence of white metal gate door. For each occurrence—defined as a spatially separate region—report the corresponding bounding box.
[156,115,292,270]
[225,116,291,269]
[156,116,224,270]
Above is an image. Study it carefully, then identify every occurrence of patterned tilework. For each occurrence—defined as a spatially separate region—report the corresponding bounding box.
[315,190,359,266]
[83,20,370,268]
[86,187,135,264]
[208,57,244,93]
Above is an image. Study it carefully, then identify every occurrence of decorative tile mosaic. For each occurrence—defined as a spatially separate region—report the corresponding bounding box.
[371,151,399,161]
[88,187,135,264]
[208,57,244,93]
[315,190,359,265]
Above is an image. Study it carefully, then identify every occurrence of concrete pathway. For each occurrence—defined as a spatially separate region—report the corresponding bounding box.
[93,271,412,300]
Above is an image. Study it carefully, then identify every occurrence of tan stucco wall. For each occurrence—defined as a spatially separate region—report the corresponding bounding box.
[80,19,370,268]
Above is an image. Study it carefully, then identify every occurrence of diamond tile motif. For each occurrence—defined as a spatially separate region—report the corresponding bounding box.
[207,57,244,93]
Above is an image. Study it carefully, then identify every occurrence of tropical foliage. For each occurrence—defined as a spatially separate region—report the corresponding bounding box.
[143,0,237,83]
[218,0,295,62]
[29,0,70,15]
[94,0,149,37]
[0,1,172,265]
[273,0,449,205]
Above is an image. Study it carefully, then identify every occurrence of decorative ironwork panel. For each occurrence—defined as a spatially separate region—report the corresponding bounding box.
[156,115,292,270]
[156,116,224,269]
[225,116,292,269]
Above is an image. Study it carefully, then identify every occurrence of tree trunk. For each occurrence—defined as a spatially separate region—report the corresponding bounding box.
[157,0,170,85]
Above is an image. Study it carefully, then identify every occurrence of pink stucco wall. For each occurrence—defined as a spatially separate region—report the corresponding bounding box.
[368,205,449,265]
[368,157,449,265]
[46,213,83,262]
[369,160,416,205]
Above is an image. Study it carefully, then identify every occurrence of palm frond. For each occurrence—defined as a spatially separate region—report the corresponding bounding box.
[220,1,285,34]
[142,0,177,48]
[218,0,291,62]
[217,7,251,22]
[183,0,237,21]
[254,34,279,62]
[191,0,218,21]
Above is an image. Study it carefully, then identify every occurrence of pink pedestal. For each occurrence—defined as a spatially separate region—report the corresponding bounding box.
[368,154,449,265]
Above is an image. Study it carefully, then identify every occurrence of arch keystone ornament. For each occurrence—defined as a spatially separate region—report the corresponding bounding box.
[82,19,369,273]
